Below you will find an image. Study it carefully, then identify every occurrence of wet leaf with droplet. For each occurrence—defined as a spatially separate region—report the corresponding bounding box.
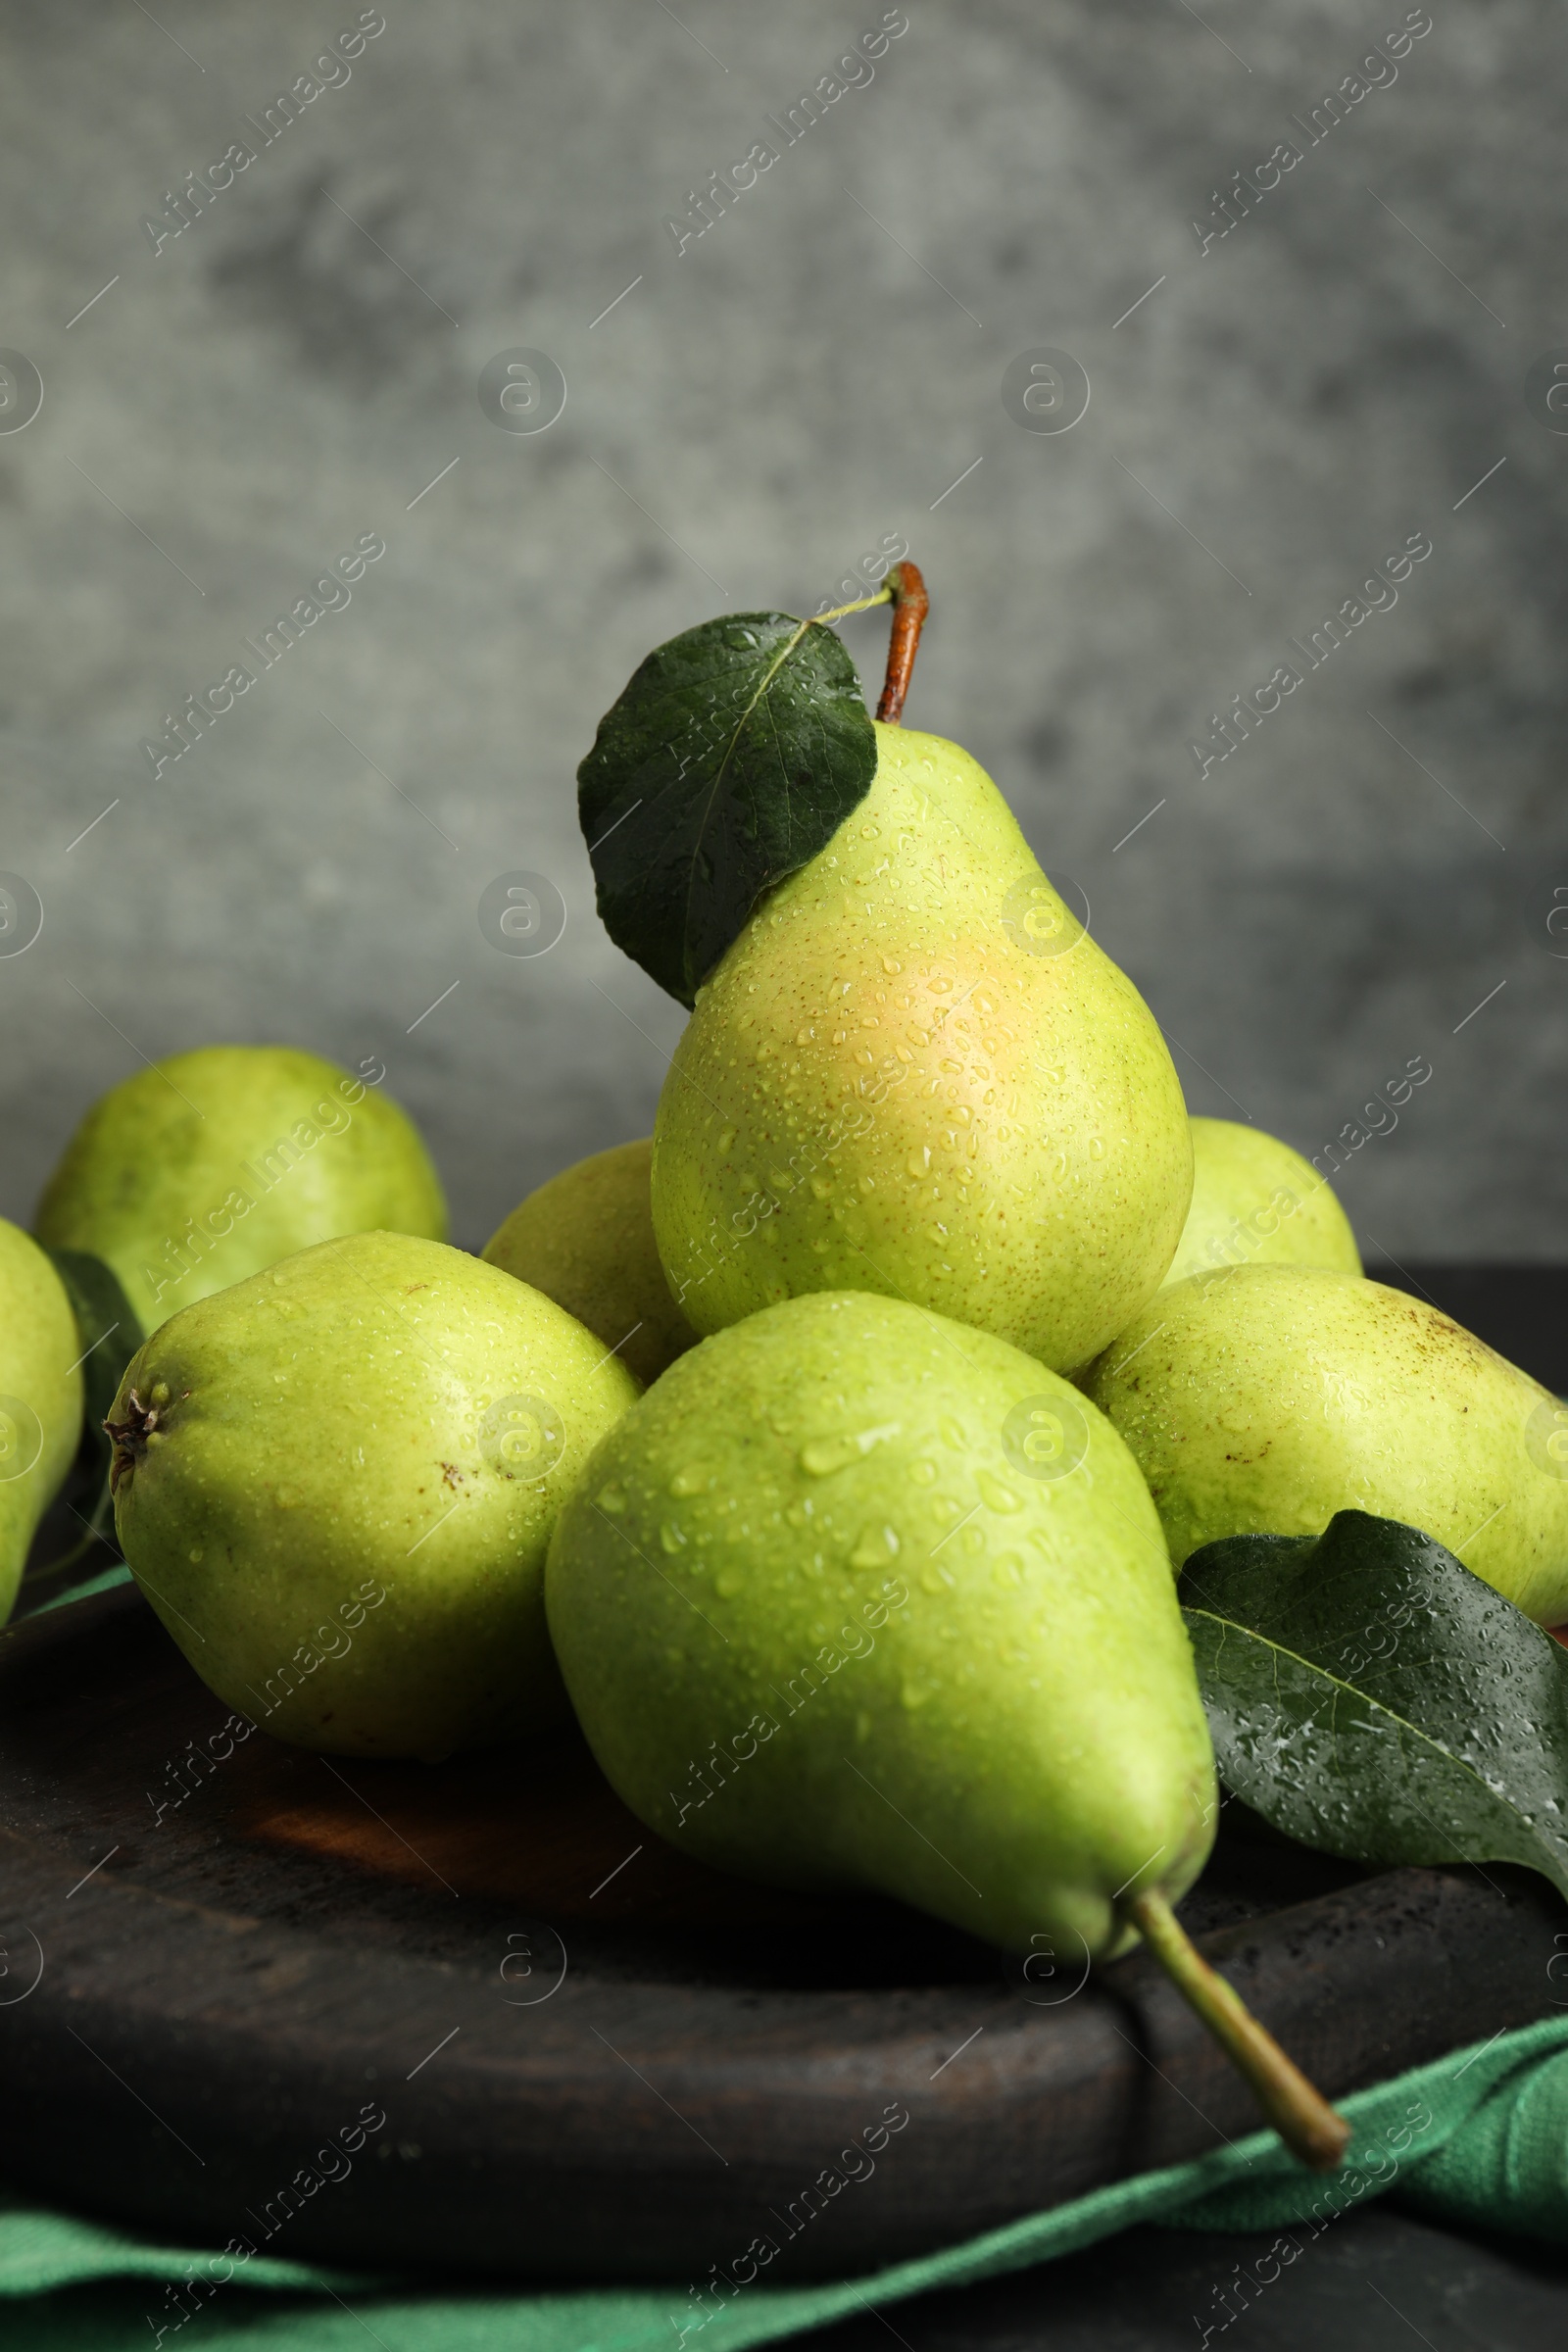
[1180,1509,1568,1901]
[577,609,877,1005]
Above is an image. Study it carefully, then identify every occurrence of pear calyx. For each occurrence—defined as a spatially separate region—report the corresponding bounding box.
[105,1388,160,1494]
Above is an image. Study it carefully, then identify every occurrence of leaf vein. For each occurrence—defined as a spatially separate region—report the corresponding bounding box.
[1184,1606,1563,1836]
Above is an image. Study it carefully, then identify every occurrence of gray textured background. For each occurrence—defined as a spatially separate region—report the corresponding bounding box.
[1,0,1562,1258]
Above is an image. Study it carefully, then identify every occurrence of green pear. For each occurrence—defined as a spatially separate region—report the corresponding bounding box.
[484,1138,697,1389]
[0,1220,85,1621]
[36,1046,447,1335]
[650,723,1192,1374]
[1084,1265,1568,1624]
[547,1291,1212,1954]
[1163,1118,1360,1290]
[108,1231,639,1759]
[548,1290,1347,2166]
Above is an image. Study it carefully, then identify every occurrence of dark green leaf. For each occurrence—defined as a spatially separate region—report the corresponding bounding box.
[45,1249,143,1470]
[1179,1510,1568,1902]
[577,610,878,1004]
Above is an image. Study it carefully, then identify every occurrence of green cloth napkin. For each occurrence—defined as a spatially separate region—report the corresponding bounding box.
[5,2015,1567,2350]
[21,1560,133,1617]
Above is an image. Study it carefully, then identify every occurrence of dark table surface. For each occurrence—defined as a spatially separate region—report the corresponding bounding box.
[809,2205,1568,2352]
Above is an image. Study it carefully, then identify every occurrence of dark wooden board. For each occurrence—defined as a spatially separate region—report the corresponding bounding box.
[0,1583,1563,2283]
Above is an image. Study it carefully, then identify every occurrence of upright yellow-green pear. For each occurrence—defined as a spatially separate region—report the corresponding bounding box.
[1163,1118,1361,1289]
[1084,1266,1568,1623]
[108,1231,639,1759]
[650,725,1192,1372]
[0,1220,85,1620]
[35,1046,447,1335]
[484,1139,696,1388]
[548,1291,1347,2166]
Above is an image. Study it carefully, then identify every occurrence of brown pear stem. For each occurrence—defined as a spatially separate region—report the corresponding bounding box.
[875,561,929,725]
[1127,1889,1350,2173]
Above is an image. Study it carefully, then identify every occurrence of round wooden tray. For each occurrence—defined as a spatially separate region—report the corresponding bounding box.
[0,1583,1560,2281]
